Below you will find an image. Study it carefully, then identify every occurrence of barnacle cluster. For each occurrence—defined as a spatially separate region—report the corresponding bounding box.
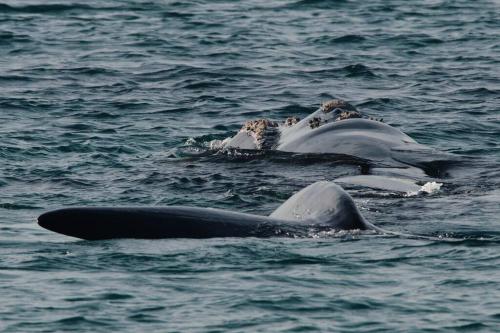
[284,116,300,127]
[242,119,278,139]
[320,99,357,113]
[334,110,363,121]
[369,117,384,122]
[239,119,280,149]
[309,117,322,129]
[238,99,381,134]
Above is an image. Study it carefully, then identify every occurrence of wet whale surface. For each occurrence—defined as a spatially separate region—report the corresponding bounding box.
[38,181,371,240]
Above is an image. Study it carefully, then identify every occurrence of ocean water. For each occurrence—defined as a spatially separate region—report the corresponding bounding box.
[1,0,500,331]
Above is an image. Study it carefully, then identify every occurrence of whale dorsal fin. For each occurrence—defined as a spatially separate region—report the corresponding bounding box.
[269,181,369,230]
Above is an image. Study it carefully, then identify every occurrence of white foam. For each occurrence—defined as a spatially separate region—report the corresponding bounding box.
[208,137,231,150]
[406,181,442,196]
[185,137,197,145]
[307,228,375,239]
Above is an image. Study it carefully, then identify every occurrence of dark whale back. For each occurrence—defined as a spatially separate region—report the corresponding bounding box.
[38,181,372,240]
[270,181,369,230]
[38,206,278,240]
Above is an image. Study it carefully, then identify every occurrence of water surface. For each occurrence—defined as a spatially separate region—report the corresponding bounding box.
[1,0,500,331]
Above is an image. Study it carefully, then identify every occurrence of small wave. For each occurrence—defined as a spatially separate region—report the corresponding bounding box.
[208,137,231,150]
[65,66,121,76]
[54,143,93,154]
[0,203,41,210]
[333,34,366,43]
[0,31,31,44]
[307,228,370,239]
[54,316,110,326]
[161,11,194,19]
[78,111,120,119]
[308,34,366,45]
[453,87,500,97]
[0,3,103,14]
[386,33,444,47]
[111,101,150,110]
[342,64,377,78]
[181,80,225,90]
[60,123,95,131]
[284,0,348,10]
[444,322,490,331]
[273,103,314,117]
[0,75,35,82]
[133,65,203,82]
[169,136,234,158]
[98,292,134,300]
[184,135,232,151]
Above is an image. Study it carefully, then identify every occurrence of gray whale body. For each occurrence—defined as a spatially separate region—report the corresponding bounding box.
[223,99,456,193]
[225,101,451,170]
[38,181,371,240]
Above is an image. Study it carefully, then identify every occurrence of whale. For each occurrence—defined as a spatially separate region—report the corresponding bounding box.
[38,181,376,240]
[222,99,457,193]
[225,99,452,168]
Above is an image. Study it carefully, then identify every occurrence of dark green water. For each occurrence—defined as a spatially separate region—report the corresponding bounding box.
[1,0,500,331]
